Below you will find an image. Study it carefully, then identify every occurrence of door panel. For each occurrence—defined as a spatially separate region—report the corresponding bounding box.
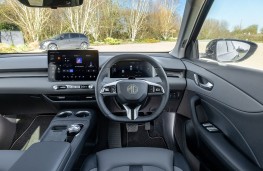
[184,61,263,112]
[180,60,263,170]
[191,59,263,104]
[190,96,261,171]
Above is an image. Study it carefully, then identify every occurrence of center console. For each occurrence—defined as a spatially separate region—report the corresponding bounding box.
[42,109,95,171]
[10,109,96,171]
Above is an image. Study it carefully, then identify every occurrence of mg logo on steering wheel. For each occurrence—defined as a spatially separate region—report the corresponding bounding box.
[127,84,139,94]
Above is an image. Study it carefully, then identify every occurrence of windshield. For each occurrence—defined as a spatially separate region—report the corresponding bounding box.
[0,0,186,53]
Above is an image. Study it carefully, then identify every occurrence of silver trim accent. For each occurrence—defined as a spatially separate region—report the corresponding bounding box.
[193,74,213,90]
[123,104,141,120]
[88,84,94,89]
[75,111,90,117]
[199,82,213,89]
[53,85,58,90]
[57,111,73,117]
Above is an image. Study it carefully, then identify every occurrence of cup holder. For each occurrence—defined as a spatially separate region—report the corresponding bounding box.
[57,111,73,118]
[75,111,90,117]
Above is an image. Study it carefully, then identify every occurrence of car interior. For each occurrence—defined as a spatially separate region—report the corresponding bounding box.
[1,0,263,171]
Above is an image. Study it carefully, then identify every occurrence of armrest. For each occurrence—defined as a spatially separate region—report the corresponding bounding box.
[9,142,71,171]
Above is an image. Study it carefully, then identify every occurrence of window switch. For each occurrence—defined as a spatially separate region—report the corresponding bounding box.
[202,122,219,132]
[206,126,219,132]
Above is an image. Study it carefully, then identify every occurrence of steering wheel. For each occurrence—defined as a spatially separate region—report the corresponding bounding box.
[95,54,170,122]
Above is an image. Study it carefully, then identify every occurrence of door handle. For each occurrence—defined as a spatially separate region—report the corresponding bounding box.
[194,74,214,91]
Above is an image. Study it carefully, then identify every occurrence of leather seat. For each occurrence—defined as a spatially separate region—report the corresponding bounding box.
[81,147,191,171]
[0,150,23,171]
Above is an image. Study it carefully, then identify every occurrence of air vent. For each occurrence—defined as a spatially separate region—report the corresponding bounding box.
[0,71,48,78]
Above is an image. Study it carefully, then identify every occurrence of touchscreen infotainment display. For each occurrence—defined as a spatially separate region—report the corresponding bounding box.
[48,50,99,81]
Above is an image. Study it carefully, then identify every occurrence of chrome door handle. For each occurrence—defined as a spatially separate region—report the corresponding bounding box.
[199,82,213,89]
[194,74,213,91]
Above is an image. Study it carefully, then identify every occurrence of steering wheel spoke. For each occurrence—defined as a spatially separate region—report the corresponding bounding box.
[123,104,141,120]
[100,81,118,96]
[145,81,165,96]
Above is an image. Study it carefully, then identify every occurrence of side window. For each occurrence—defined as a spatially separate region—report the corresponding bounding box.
[79,34,87,38]
[61,34,70,39]
[198,0,262,71]
[70,33,79,39]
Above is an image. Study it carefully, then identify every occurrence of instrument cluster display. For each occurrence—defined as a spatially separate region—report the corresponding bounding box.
[110,60,153,78]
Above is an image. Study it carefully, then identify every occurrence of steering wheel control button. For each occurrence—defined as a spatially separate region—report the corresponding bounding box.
[146,82,164,95]
[155,87,161,92]
[111,86,116,93]
[100,81,119,96]
[148,85,154,93]
[104,87,110,92]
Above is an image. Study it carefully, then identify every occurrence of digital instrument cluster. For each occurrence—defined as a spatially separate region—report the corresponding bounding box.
[110,60,153,78]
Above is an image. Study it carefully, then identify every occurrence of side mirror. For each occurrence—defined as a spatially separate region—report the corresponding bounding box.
[18,0,83,8]
[204,39,257,62]
[60,36,64,40]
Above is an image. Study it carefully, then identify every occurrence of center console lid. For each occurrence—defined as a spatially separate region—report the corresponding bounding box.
[9,141,71,171]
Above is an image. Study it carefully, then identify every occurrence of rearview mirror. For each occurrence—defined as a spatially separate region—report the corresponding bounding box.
[202,39,257,62]
[18,0,83,8]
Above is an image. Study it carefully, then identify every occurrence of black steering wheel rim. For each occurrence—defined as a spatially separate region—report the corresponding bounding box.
[95,54,169,122]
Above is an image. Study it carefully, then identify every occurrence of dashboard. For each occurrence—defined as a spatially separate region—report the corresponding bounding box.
[0,52,186,94]
[0,52,186,115]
